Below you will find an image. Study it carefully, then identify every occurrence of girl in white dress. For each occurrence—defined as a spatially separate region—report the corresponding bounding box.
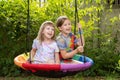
[30,21,60,64]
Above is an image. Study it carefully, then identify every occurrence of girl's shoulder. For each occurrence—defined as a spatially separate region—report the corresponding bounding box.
[33,39,40,43]
[48,40,58,46]
[56,33,62,39]
[52,40,57,44]
[56,33,65,41]
[56,36,65,44]
[33,39,38,42]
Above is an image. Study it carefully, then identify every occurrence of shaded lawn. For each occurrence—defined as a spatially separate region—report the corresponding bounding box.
[0,76,120,80]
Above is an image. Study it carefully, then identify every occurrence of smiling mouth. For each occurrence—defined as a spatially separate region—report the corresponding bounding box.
[47,33,53,36]
[66,29,71,31]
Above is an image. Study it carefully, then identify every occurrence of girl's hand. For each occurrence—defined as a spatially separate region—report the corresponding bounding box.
[77,23,82,29]
[77,46,84,53]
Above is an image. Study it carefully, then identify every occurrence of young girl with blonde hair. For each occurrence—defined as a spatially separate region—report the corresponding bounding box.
[31,21,60,64]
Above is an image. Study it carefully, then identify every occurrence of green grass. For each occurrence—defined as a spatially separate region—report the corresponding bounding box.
[0,75,120,80]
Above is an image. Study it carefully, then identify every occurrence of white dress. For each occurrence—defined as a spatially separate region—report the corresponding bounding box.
[32,39,59,64]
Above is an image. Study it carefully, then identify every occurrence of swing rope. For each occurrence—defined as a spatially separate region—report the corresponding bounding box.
[74,0,86,63]
[26,0,32,63]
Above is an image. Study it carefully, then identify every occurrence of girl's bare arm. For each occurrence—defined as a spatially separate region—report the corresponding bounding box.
[30,48,37,60]
[55,52,60,64]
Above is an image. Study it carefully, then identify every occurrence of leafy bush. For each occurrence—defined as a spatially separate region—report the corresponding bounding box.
[0,0,120,77]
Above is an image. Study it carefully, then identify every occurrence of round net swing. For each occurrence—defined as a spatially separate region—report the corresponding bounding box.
[14,0,94,78]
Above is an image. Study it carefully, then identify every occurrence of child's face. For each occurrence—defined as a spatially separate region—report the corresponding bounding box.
[59,19,71,35]
[42,25,55,39]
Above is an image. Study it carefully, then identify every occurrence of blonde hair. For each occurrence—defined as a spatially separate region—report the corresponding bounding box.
[56,16,69,28]
[36,21,55,44]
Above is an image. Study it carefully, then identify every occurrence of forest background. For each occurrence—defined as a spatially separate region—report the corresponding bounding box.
[0,0,120,78]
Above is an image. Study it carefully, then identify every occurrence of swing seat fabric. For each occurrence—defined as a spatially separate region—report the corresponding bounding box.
[14,53,93,77]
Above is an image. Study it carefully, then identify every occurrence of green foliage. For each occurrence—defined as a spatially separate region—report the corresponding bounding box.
[0,0,120,77]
